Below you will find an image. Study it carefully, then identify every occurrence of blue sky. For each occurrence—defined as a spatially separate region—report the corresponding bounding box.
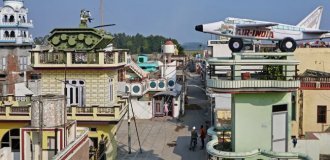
[16,0,330,44]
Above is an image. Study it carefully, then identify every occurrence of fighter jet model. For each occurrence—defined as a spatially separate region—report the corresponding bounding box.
[195,6,330,52]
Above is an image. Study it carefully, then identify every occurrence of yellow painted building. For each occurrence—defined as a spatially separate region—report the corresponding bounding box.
[291,48,330,137]
[30,48,128,159]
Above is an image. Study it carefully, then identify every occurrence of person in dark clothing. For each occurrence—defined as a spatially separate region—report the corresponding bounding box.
[292,136,297,148]
[200,125,206,149]
[190,126,198,150]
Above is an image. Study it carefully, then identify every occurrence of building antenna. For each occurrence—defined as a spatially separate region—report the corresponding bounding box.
[100,0,104,28]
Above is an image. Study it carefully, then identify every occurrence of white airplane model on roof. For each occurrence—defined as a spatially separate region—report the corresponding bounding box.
[195,6,330,52]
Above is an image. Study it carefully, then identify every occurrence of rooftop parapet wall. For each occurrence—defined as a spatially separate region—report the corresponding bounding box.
[207,52,300,92]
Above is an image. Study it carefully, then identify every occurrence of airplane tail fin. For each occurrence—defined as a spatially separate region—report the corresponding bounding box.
[297,6,323,29]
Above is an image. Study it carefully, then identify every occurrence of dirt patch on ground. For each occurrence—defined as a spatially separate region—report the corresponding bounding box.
[175,124,186,132]
[185,104,202,110]
[167,141,177,147]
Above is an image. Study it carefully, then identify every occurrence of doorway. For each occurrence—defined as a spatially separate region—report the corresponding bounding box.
[272,104,288,152]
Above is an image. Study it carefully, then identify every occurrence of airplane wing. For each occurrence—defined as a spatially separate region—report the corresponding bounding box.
[303,30,330,34]
[236,23,278,28]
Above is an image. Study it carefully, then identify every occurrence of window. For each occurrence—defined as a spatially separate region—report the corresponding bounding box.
[3,15,8,22]
[317,105,327,123]
[0,57,6,70]
[4,31,9,38]
[9,15,14,22]
[19,56,27,71]
[118,52,125,63]
[292,94,296,121]
[109,78,113,102]
[118,69,125,81]
[64,80,85,107]
[10,31,15,37]
[47,137,55,149]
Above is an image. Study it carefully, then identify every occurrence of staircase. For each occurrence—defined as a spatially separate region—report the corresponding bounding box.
[127,56,149,78]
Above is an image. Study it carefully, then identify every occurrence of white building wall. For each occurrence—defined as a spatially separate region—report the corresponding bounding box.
[289,133,330,159]
[127,98,153,119]
[290,139,319,159]
[173,95,180,118]
[214,94,231,110]
[165,61,176,81]
[0,147,13,160]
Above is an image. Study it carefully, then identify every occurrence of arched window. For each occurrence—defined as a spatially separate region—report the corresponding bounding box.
[9,15,14,22]
[10,31,15,37]
[23,31,26,37]
[1,129,20,151]
[22,16,26,23]
[4,31,9,37]
[3,15,8,22]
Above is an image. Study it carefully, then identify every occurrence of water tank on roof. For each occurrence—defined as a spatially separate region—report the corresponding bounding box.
[31,95,66,128]
[162,40,176,54]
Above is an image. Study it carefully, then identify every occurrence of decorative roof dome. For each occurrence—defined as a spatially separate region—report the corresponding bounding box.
[165,40,174,45]
[3,0,24,9]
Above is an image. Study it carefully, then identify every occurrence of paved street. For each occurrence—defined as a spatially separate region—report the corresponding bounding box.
[116,73,210,160]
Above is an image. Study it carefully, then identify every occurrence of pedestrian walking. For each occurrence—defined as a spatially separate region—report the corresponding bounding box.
[200,125,206,149]
[292,136,297,148]
[164,103,169,116]
[189,126,198,151]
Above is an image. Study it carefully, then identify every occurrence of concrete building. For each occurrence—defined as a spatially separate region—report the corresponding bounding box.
[0,94,90,160]
[0,0,34,96]
[205,50,312,159]
[27,15,128,159]
[291,48,330,139]
[124,40,184,119]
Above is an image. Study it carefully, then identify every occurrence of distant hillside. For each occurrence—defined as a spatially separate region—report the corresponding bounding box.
[182,42,207,51]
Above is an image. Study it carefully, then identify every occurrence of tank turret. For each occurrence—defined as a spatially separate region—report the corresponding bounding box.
[48,10,113,51]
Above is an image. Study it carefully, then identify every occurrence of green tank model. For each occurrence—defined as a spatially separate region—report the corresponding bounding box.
[48,9,113,51]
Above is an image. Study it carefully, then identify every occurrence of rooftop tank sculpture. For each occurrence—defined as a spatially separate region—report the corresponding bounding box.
[48,10,113,51]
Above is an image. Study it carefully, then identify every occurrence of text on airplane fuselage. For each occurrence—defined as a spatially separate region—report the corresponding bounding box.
[236,28,274,38]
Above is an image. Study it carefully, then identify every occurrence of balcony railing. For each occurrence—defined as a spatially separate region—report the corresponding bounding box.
[300,76,330,90]
[0,22,33,28]
[97,107,115,115]
[72,52,99,64]
[0,107,5,114]
[76,107,93,114]
[104,52,115,64]
[10,106,30,114]
[0,93,127,121]
[0,104,126,121]
[39,52,66,64]
[32,50,127,68]
[207,78,300,89]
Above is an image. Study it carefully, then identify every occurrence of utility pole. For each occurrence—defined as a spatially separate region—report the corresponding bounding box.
[128,95,131,154]
[100,0,104,29]
[38,99,43,160]
[130,97,142,153]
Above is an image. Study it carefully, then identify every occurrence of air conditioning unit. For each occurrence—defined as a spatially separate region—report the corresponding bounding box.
[149,80,157,90]
[131,83,142,96]
[158,80,166,91]
[125,84,131,93]
[167,79,175,89]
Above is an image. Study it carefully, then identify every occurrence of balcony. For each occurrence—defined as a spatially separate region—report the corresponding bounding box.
[207,52,300,92]
[66,104,126,122]
[0,37,33,43]
[31,49,127,69]
[0,94,128,122]
[207,78,300,91]
[300,77,330,90]
[0,22,33,28]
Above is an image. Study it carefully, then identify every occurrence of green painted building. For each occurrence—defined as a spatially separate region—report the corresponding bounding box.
[206,52,310,159]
